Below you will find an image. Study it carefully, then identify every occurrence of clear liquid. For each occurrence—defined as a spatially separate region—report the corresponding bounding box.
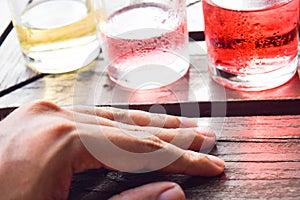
[15,0,100,73]
[100,3,189,89]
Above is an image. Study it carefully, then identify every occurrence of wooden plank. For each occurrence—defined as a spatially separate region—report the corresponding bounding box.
[0,30,39,94]
[184,179,300,200]
[69,160,300,199]
[214,141,300,162]
[1,44,299,116]
[69,169,300,200]
[207,115,300,140]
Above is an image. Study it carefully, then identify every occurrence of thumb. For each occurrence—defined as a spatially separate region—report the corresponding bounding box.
[109,182,185,200]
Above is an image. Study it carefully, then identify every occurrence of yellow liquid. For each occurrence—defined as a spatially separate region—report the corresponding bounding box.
[14,0,100,73]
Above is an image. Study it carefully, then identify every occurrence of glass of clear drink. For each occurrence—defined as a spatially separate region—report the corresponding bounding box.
[7,0,101,74]
[95,0,189,90]
[202,0,299,91]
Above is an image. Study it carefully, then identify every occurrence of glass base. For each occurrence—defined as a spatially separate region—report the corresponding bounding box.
[208,57,298,91]
[109,62,190,90]
[108,51,190,90]
[24,38,101,74]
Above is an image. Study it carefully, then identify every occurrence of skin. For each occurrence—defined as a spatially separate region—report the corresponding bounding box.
[0,100,224,200]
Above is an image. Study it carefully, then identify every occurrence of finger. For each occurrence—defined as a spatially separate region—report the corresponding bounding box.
[67,109,117,127]
[66,111,216,151]
[131,126,216,151]
[68,105,198,128]
[161,150,225,176]
[109,182,185,200]
[74,123,224,176]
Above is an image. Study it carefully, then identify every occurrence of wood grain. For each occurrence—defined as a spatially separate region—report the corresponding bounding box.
[0,30,39,95]
[69,169,300,200]
[1,48,299,116]
[67,115,300,200]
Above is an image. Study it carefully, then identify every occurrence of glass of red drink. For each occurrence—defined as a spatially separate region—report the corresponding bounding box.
[202,0,299,91]
[95,0,189,90]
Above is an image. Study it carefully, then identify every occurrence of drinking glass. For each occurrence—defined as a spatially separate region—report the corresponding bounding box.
[95,0,189,89]
[202,0,299,91]
[8,0,101,74]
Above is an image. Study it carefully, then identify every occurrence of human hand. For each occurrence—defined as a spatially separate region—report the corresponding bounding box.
[0,100,224,199]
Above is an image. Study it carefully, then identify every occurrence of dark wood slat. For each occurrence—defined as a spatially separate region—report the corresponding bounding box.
[184,179,300,200]
[189,31,205,41]
[214,142,300,162]
[187,0,202,7]
[0,74,44,97]
[215,115,300,140]
[108,98,300,117]
[68,169,300,200]
[0,22,13,46]
[0,106,16,121]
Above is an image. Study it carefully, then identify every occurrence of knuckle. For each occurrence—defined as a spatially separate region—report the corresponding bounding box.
[140,135,164,152]
[131,111,151,126]
[113,110,129,122]
[97,107,114,120]
[173,116,181,127]
[52,120,77,134]
[25,100,77,137]
[44,118,77,140]
[26,100,61,114]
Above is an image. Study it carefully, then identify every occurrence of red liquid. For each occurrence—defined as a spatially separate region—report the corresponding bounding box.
[203,0,299,75]
[101,3,189,89]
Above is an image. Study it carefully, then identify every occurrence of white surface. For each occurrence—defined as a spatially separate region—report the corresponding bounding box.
[0,0,11,35]
[187,1,204,31]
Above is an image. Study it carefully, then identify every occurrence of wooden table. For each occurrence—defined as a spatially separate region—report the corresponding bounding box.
[1,0,300,199]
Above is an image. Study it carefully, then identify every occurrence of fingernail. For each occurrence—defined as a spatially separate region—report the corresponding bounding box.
[207,155,225,167]
[179,117,198,128]
[158,185,185,200]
